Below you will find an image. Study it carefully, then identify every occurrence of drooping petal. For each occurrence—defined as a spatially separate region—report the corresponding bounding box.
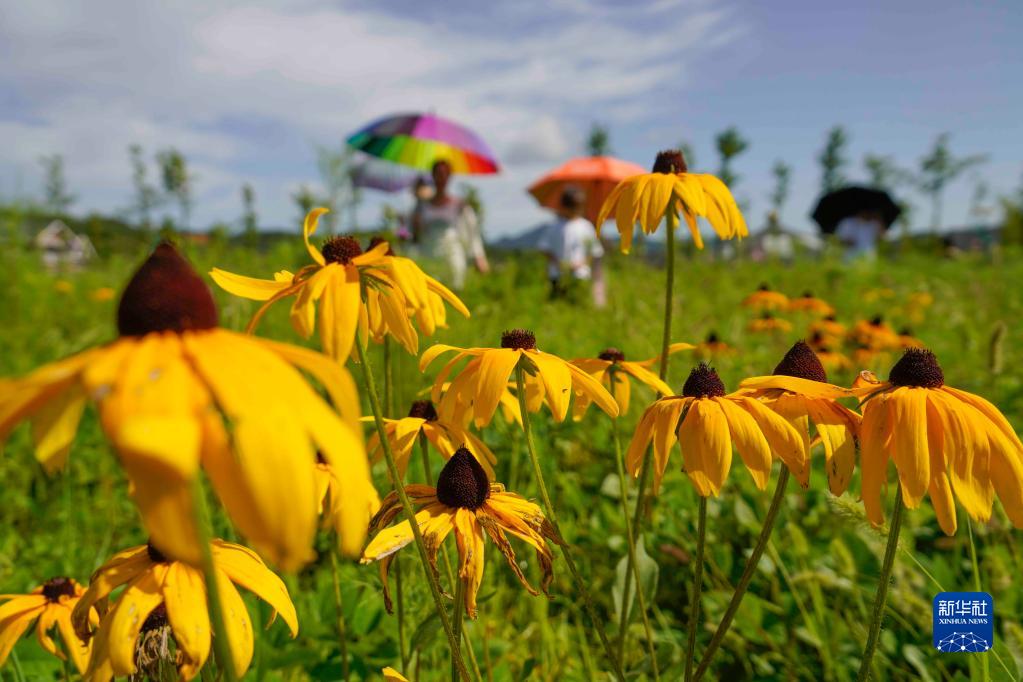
[620,361,672,397]
[859,394,893,526]
[288,266,331,339]
[474,349,522,426]
[453,508,485,619]
[317,265,362,364]
[107,566,168,676]
[161,563,211,675]
[212,541,298,636]
[303,208,329,266]
[565,361,619,418]
[55,608,91,674]
[805,399,860,496]
[528,352,574,422]
[213,568,255,678]
[677,399,731,496]
[734,395,809,487]
[29,382,87,472]
[889,388,930,508]
[925,399,957,536]
[0,604,44,666]
[715,397,772,490]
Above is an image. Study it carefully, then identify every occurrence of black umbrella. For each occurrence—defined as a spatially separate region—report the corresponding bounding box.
[811,186,901,235]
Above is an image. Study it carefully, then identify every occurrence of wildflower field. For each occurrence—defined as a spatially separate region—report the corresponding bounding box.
[2,233,1023,681]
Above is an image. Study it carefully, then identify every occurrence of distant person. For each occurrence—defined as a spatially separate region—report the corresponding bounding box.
[536,186,606,306]
[411,160,490,290]
[836,208,885,259]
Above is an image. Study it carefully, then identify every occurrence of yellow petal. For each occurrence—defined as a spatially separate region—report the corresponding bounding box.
[716,397,772,490]
[734,396,809,487]
[620,361,672,397]
[859,394,892,526]
[30,382,87,472]
[212,541,298,636]
[214,568,255,677]
[453,508,485,619]
[738,375,852,399]
[805,399,860,496]
[209,269,293,301]
[318,266,361,364]
[678,399,730,496]
[595,180,627,232]
[288,266,331,340]
[475,349,522,426]
[55,609,91,674]
[566,361,619,418]
[642,175,673,234]
[889,388,929,508]
[529,352,574,422]
[107,566,168,675]
[303,208,329,266]
[161,563,211,673]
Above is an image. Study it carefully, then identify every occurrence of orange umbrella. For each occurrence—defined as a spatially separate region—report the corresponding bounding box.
[528,156,646,226]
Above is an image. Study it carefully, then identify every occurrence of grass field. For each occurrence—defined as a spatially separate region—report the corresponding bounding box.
[2,238,1022,681]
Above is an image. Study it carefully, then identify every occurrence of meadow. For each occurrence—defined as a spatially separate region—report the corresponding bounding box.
[2,235,1022,681]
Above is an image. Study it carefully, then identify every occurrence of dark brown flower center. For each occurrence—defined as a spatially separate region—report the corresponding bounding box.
[651,149,687,174]
[141,603,169,633]
[147,542,170,564]
[41,577,76,602]
[501,329,536,350]
[757,283,770,291]
[889,348,944,388]
[899,327,914,336]
[706,332,720,344]
[598,347,625,363]
[117,243,219,337]
[802,290,814,298]
[321,236,363,264]
[773,341,828,383]
[436,447,490,510]
[682,363,726,398]
[367,237,395,255]
[824,314,837,322]
[870,315,884,326]
[408,400,438,421]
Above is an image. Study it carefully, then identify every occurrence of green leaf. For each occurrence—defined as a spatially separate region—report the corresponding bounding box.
[612,536,659,625]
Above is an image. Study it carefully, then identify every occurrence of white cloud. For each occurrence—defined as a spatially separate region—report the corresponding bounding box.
[0,0,741,236]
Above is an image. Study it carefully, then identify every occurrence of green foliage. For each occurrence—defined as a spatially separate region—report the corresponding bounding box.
[818,126,849,195]
[2,241,1022,680]
[769,160,792,216]
[715,126,750,189]
[156,148,192,230]
[918,133,987,231]
[38,154,75,215]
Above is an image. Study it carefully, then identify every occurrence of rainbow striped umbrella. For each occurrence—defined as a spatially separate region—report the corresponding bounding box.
[347,112,500,175]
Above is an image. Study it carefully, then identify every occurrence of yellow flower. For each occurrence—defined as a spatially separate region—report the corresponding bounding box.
[570,345,689,419]
[897,327,925,349]
[0,244,374,570]
[849,315,900,350]
[421,329,618,428]
[852,344,889,370]
[0,578,95,673]
[89,287,116,302]
[361,399,497,479]
[626,364,804,495]
[210,208,418,363]
[362,448,562,619]
[853,348,1023,535]
[748,313,792,334]
[862,287,896,303]
[786,291,834,316]
[383,668,410,681]
[72,540,298,681]
[595,149,747,253]
[694,332,736,358]
[54,279,73,294]
[813,346,854,374]
[738,341,861,494]
[808,315,846,346]
[742,284,789,311]
[367,238,470,338]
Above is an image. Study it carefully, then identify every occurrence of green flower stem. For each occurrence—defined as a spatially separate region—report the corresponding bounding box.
[395,556,407,669]
[356,338,470,682]
[329,550,351,682]
[611,410,659,679]
[693,467,790,681]
[451,578,466,682]
[191,477,238,682]
[514,366,625,682]
[684,496,708,682]
[967,517,990,682]
[856,483,905,682]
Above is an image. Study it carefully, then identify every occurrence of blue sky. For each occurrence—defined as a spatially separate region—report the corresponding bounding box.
[1,0,1020,238]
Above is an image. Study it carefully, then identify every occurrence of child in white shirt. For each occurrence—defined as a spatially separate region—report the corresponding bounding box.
[536,186,605,305]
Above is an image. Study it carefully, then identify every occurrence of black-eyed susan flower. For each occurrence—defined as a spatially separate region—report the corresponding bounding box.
[853,348,1023,535]
[626,364,804,495]
[738,341,861,494]
[748,312,792,334]
[90,286,116,302]
[897,327,925,349]
[0,243,374,569]
[73,540,298,681]
[786,291,834,316]
[742,284,789,311]
[808,315,846,346]
[0,578,95,673]
[595,150,747,253]
[421,329,618,428]
[694,332,736,358]
[361,448,563,618]
[367,238,470,338]
[362,400,497,479]
[849,315,900,350]
[570,346,687,419]
[210,208,418,363]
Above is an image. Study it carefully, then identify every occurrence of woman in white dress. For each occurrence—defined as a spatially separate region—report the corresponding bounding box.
[411,160,490,290]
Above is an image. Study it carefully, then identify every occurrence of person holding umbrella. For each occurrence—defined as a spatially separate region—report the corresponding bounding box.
[536,185,606,306]
[812,185,901,261]
[835,207,886,259]
[411,159,490,290]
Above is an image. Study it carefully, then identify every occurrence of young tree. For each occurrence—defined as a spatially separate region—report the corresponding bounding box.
[769,161,791,217]
[156,149,192,229]
[818,126,849,194]
[292,185,319,227]
[714,126,749,189]
[316,145,357,234]
[917,133,987,232]
[241,183,258,246]
[586,123,611,157]
[39,154,75,214]
[128,144,159,230]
